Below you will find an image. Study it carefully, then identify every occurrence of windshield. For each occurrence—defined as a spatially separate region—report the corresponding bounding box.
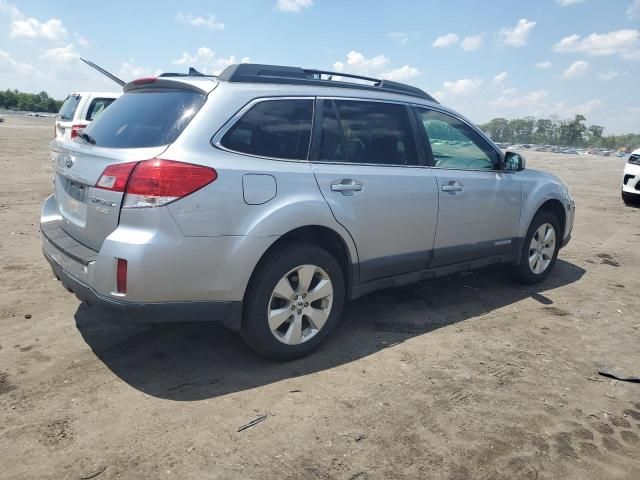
[82,89,206,148]
[58,94,81,121]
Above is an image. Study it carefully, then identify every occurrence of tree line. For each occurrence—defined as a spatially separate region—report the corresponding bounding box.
[0,89,63,113]
[480,115,640,151]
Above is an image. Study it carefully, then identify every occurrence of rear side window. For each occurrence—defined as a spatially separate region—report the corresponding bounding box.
[220,99,313,160]
[58,95,81,121]
[86,98,116,121]
[317,100,418,166]
[83,89,206,148]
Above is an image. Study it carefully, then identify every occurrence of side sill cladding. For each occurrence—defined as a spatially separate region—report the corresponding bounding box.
[349,252,516,299]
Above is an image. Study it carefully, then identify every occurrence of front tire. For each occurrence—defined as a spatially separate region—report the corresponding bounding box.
[510,210,561,285]
[241,241,345,361]
[622,191,640,205]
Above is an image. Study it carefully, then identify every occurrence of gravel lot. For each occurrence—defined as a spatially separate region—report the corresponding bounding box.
[1,115,639,480]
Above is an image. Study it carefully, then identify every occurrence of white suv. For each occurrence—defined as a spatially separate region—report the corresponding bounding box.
[622,149,640,204]
[55,91,121,141]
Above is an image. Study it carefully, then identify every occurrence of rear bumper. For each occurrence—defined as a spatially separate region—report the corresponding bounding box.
[43,248,242,329]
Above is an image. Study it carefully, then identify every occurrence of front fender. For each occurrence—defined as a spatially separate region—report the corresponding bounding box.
[517,169,571,239]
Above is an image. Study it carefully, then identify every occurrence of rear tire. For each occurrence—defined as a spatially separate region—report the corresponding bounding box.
[241,241,345,361]
[509,210,561,285]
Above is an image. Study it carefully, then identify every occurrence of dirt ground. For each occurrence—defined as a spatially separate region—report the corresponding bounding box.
[1,115,639,480]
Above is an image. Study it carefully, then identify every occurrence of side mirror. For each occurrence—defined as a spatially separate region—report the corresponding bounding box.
[504,151,526,172]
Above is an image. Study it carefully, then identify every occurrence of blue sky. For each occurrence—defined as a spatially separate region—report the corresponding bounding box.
[1,0,639,133]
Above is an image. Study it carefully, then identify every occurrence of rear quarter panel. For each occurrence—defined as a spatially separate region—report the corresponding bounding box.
[163,85,359,267]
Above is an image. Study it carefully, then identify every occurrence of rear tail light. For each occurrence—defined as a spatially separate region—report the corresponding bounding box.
[116,258,127,294]
[94,159,217,208]
[95,162,138,191]
[70,124,85,139]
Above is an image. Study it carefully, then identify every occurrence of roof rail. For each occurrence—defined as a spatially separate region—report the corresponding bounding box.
[217,63,438,103]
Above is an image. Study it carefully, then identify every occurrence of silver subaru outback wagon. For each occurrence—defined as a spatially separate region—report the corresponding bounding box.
[42,63,575,360]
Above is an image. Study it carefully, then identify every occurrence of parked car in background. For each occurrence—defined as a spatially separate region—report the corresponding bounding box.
[622,149,640,204]
[41,63,575,360]
[55,91,121,141]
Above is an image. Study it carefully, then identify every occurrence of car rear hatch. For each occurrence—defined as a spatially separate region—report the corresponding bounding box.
[56,93,82,140]
[52,78,214,251]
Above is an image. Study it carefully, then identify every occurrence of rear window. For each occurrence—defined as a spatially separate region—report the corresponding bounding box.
[86,97,116,121]
[83,89,206,148]
[220,99,313,160]
[58,95,81,121]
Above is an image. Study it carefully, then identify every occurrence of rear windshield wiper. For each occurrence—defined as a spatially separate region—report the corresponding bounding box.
[78,132,96,145]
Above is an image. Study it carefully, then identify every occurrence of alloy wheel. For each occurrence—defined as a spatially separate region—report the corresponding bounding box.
[267,264,334,345]
[528,223,556,274]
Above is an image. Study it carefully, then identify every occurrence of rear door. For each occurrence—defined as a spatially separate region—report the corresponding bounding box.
[310,99,438,283]
[413,107,522,266]
[53,87,207,251]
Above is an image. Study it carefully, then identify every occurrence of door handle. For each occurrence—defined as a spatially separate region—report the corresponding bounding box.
[441,181,464,193]
[331,179,363,195]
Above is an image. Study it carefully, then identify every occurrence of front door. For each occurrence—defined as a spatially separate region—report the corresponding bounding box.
[413,107,522,266]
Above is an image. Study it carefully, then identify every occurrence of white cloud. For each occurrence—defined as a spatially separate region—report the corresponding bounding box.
[74,33,89,48]
[332,51,420,82]
[556,0,585,6]
[598,70,620,80]
[493,72,508,85]
[175,11,224,30]
[387,32,409,45]
[536,61,553,69]
[40,44,79,64]
[118,60,162,80]
[434,78,483,102]
[0,0,21,19]
[552,99,603,116]
[0,48,36,75]
[10,17,68,40]
[499,19,536,47]
[172,47,250,75]
[489,89,600,116]
[461,34,485,51]
[562,60,590,78]
[554,29,640,60]
[490,89,549,110]
[432,33,459,48]
[275,0,313,13]
[627,0,640,19]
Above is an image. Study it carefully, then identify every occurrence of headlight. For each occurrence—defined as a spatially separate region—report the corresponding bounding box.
[629,154,640,165]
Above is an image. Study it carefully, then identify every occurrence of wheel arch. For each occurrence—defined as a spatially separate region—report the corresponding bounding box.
[245,225,358,305]
[536,199,566,239]
[519,185,568,241]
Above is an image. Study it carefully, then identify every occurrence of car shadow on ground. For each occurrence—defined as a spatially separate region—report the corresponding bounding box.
[75,259,585,401]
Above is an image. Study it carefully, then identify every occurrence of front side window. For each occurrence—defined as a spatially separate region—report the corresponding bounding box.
[317,99,418,166]
[221,99,313,160]
[415,108,500,170]
[86,98,116,121]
